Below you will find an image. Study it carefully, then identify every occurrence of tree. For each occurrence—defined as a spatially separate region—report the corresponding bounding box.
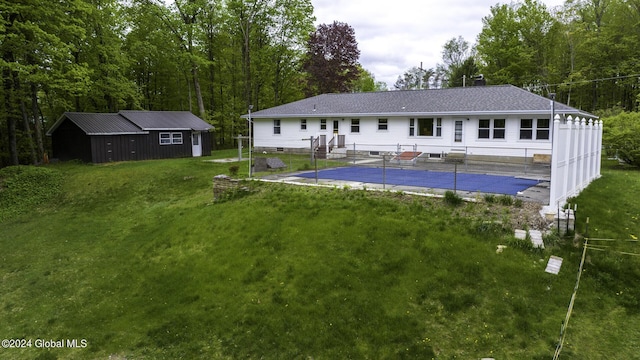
[476,0,558,88]
[353,66,388,92]
[303,21,361,95]
[603,112,640,167]
[394,66,435,90]
[439,36,479,88]
[1,0,89,166]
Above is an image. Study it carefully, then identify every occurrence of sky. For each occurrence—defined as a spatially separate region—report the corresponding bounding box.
[310,0,566,89]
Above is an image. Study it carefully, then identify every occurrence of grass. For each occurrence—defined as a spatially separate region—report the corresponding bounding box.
[0,155,638,359]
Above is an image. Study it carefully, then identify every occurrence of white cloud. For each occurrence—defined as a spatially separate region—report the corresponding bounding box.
[311,0,566,89]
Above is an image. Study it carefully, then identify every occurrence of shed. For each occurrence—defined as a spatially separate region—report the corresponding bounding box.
[47,111,214,163]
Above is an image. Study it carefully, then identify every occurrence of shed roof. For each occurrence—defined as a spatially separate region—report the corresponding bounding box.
[48,113,148,135]
[120,111,213,131]
[244,85,597,119]
[47,111,213,136]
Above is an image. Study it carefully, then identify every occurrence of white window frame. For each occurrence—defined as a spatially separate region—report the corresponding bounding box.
[478,119,505,140]
[320,119,327,130]
[378,118,388,131]
[160,132,171,145]
[413,118,441,137]
[159,132,183,145]
[300,119,307,131]
[519,118,550,140]
[351,119,360,133]
[273,119,281,135]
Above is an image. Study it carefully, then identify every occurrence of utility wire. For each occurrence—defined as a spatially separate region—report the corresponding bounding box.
[546,73,640,87]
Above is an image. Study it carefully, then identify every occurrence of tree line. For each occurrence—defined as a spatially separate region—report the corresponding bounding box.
[396,0,640,115]
[2,0,639,167]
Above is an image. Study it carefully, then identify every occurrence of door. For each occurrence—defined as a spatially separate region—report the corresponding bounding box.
[333,120,339,134]
[454,120,463,143]
[191,132,202,157]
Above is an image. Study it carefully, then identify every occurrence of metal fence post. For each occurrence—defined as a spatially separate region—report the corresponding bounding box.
[383,154,386,190]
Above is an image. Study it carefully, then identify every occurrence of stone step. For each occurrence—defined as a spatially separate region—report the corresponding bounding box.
[515,229,544,248]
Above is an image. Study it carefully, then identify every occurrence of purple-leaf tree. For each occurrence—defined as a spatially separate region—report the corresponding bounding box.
[303,21,361,95]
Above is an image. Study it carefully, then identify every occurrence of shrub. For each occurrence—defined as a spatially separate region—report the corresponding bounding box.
[228,165,239,176]
[443,190,463,206]
[514,198,523,207]
[484,194,496,203]
[497,195,514,206]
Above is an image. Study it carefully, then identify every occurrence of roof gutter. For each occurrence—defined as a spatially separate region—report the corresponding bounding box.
[243,109,598,120]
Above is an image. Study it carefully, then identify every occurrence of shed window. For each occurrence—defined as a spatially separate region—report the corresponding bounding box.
[320,119,327,130]
[160,133,171,145]
[160,132,183,145]
[300,119,307,130]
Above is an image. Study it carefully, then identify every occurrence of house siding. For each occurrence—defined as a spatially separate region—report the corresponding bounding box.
[253,116,554,158]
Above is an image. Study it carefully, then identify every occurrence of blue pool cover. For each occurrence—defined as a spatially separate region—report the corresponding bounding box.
[297,167,539,195]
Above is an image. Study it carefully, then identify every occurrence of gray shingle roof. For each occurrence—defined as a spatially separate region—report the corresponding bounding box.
[47,111,213,136]
[246,85,596,119]
[120,111,213,131]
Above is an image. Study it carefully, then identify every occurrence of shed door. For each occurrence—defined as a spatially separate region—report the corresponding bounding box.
[192,132,202,157]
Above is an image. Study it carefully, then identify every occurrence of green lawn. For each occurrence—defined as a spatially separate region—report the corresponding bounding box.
[0,155,638,359]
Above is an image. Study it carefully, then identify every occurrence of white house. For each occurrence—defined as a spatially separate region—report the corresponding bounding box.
[244,85,597,163]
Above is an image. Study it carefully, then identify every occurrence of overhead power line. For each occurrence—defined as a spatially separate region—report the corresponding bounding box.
[547,73,640,87]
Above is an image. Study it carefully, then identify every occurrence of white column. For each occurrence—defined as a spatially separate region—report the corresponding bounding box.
[578,118,587,190]
[596,120,603,177]
[571,116,581,197]
[586,119,594,183]
[562,116,574,204]
[549,115,562,206]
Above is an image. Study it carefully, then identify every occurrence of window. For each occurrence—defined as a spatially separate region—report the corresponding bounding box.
[351,119,360,133]
[493,119,505,139]
[300,119,307,130]
[479,119,505,139]
[160,133,171,145]
[378,118,388,131]
[416,118,442,137]
[537,119,550,140]
[520,119,533,140]
[320,119,327,130]
[478,119,490,139]
[159,132,183,145]
[519,118,549,140]
[409,119,415,136]
[273,119,281,134]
